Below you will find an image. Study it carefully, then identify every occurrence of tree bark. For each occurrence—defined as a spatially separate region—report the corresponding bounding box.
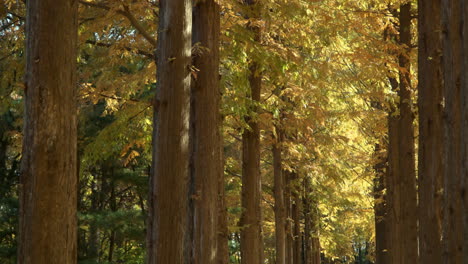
[373,143,387,264]
[147,1,192,263]
[441,1,463,263]
[240,1,263,264]
[292,173,301,264]
[285,170,294,264]
[461,1,468,260]
[397,5,418,264]
[385,76,400,264]
[191,1,222,263]
[303,177,320,264]
[273,134,286,264]
[417,0,444,263]
[19,0,78,263]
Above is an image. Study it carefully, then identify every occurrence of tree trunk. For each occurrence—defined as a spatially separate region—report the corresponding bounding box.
[441,1,463,263]
[273,134,286,264]
[191,1,222,263]
[373,144,387,264]
[217,161,229,264]
[285,170,294,264]
[417,0,444,263]
[461,1,468,260]
[292,173,301,264]
[240,1,263,264]
[397,4,418,264]
[147,1,192,263]
[303,177,320,264]
[19,0,78,263]
[385,75,400,264]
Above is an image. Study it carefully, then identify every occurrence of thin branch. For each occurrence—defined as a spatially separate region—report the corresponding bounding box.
[85,40,155,60]
[0,19,20,32]
[78,0,157,47]
[121,5,157,47]
[97,92,146,104]
[127,105,152,122]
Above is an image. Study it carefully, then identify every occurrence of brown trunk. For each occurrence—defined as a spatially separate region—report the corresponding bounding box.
[398,4,418,264]
[373,144,387,264]
[385,77,400,264]
[147,1,192,263]
[19,0,78,263]
[441,1,463,263]
[303,177,320,264]
[217,161,229,264]
[461,1,468,260]
[292,173,301,264]
[285,170,293,264]
[240,1,263,264]
[217,110,228,264]
[417,0,444,263]
[273,134,287,264]
[191,1,222,264]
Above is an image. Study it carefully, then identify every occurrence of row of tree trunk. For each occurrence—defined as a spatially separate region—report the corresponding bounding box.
[20,0,228,264]
[375,1,468,263]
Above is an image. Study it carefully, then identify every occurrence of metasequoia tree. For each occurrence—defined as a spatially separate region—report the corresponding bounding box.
[385,3,417,263]
[462,0,468,260]
[146,0,192,263]
[417,0,444,263]
[397,3,418,263]
[240,0,264,263]
[191,0,225,263]
[303,176,320,264]
[19,0,78,263]
[373,143,387,264]
[273,128,286,264]
[441,0,463,262]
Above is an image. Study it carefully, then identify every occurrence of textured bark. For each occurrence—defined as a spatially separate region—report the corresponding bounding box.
[273,137,286,264]
[147,1,192,263]
[417,0,444,263]
[461,1,468,261]
[217,163,229,264]
[373,144,387,264]
[191,1,222,263]
[292,182,301,264]
[240,1,263,264]
[397,4,418,263]
[441,1,463,263]
[385,77,400,264]
[303,177,320,264]
[285,170,293,264]
[19,0,78,263]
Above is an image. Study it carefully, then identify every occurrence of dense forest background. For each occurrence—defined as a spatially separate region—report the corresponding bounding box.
[0,0,467,264]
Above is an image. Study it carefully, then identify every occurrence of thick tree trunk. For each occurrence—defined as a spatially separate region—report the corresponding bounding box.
[240,64,263,264]
[285,170,294,264]
[397,4,418,264]
[217,163,229,264]
[373,144,387,264]
[461,1,468,260]
[191,1,222,264]
[273,137,286,264]
[147,1,192,263]
[303,177,320,264]
[441,1,463,263]
[385,77,400,264]
[292,173,301,264]
[19,1,78,263]
[417,0,444,263]
[240,1,263,264]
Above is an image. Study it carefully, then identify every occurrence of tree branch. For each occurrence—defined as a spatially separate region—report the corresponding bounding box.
[85,40,155,60]
[78,0,157,47]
